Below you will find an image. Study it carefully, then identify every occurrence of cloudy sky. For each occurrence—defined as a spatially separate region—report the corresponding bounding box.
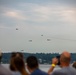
[0,0,76,53]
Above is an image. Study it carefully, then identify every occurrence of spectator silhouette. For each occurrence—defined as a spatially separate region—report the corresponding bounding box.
[72,61,76,69]
[0,50,12,75]
[0,50,2,64]
[10,52,29,75]
[48,51,76,75]
[26,55,48,75]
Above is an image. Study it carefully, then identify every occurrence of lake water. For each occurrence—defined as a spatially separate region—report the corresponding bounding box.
[2,64,60,72]
[39,64,61,72]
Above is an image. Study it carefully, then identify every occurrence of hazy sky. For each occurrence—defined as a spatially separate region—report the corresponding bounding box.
[0,0,76,53]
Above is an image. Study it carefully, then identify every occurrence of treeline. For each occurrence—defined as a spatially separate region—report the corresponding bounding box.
[1,52,76,64]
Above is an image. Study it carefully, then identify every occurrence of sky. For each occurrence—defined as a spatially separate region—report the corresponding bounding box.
[0,0,76,53]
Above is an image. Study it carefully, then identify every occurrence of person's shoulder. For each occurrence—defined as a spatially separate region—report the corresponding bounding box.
[51,68,65,75]
[38,69,48,75]
[31,69,48,75]
[0,65,12,75]
[68,66,76,75]
[71,67,76,72]
[68,66,76,71]
[0,64,12,75]
[41,70,48,75]
[51,69,66,75]
[12,71,21,75]
[51,66,76,75]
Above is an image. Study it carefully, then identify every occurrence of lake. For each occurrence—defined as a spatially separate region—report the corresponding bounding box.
[2,64,60,72]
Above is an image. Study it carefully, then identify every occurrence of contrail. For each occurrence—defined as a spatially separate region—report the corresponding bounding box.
[50,37,76,41]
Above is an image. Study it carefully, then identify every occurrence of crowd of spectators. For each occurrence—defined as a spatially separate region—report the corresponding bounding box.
[0,50,76,75]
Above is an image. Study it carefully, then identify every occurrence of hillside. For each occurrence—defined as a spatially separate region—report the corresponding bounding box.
[1,52,76,64]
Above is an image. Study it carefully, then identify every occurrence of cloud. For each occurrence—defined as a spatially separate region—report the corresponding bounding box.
[61,9,76,23]
[1,2,76,23]
[3,10,27,20]
[19,2,76,23]
[19,3,51,22]
[0,4,28,21]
